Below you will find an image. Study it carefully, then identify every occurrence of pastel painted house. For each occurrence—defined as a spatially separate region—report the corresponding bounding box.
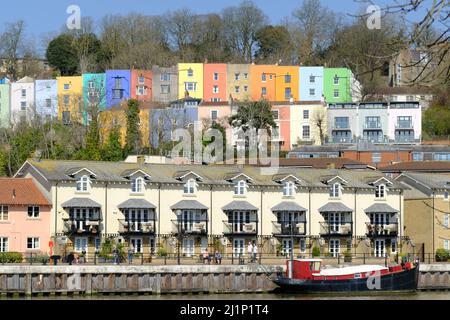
[151,66,178,104]
[10,76,35,124]
[57,76,83,124]
[323,68,355,103]
[274,66,299,102]
[388,102,422,144]
[290,101,327,147]
[227,64,251,102]
[271,102,291,151]
[178,63,204,100]
[82,73,106,124]
[0,83,10,127]
[0,178,51,254]
[34,79,58,121]
[203,63,227,102]
[299,67,324,101]
[198,101,233,145]
[130,70,152,102]
[106,70,131,109]
[249,64,278,101]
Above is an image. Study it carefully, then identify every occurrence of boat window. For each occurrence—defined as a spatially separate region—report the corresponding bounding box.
[311,261,321,271]
[354,273,362,279]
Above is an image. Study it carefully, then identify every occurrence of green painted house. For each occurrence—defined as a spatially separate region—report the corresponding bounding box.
[82,73,106,125]
[0,84,10,128]
[323,68,356,103]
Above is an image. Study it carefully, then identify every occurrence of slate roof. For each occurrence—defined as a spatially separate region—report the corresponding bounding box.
[318,202,353,212]
[222,201,258,211]
[170,200,208,210]
[364,203,398,213]
[117,199,156,209]
[271,202,307,212]
[61,198,101,208]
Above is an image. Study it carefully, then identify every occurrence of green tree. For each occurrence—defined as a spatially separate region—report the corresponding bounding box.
[228,99,276,134]
[46,34,78,75]
[82,116,101,161]
[254,25,293,63]
[102,127,123,161]
[124,99,141,156]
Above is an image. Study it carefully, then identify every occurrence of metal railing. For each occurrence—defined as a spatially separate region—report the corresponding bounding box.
[118,220,155,234]
[366,222,398,237]
[271,221,306,236]
[171,219,208,235]
[62,219,100,235]
[319,222,353,236]
[395,122,414,129]
[363,122,382,129]
[223,220,258,235]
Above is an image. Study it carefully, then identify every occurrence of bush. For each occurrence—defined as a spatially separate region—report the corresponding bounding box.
[157,247,168,257]
[312,246,320,257]
[0,252,23,263]
[26,253,49,264]
[435,248,449,262]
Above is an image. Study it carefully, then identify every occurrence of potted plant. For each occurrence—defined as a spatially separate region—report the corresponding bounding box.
[344,250,352,262]
[312,246,321,258]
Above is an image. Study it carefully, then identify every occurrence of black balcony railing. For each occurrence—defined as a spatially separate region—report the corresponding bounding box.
[171,219,208,235]
[118,219,156,235]
[319,221,353,236]
[63,219,100,235]
[272,220,306,236]
[223,219,258,235]
[366,222,398,237]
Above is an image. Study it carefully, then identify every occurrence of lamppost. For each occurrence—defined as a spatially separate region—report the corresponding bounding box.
[176,209,182,265]
[288,219,294,279]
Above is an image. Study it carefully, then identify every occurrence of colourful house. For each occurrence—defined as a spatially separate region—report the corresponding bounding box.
[274,66,299,102]
[178,63,203,100]
[82,73,106,124]
[227,64,251,102]
[198,101,233,145]
[34,79,58,121]
[271,102,291,152]
[290,101,327,147]
[106,70,131,109]
[152,66,178,104]
[299,67,324,101]
[250,64,278,101]
[130,70,152,102]
[57,76,83,124]
[323,68,353,103]
[0,178,51,254]
[203,64,227,102]
[10,76,35,124]
[0,84,10,127]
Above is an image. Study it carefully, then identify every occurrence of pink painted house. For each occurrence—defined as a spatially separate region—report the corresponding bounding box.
[198,101,233,145]
[271,102,291,152]
[203,64,227,102]
[0,178,51,254]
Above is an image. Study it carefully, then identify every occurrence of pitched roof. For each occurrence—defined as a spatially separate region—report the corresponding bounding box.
[117,199,156,209]
[222,201,258,211]
[0,178,50,206]
[61,198,101,208]
[364,203,398,213]
[271,202,307,212]
[276,158,368,169]
[318,202,353,212]
[380,161,450,173]
[170,200,208,210]
[398,172,450,190]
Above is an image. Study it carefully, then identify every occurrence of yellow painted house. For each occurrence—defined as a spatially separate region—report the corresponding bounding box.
[57,76,83,124]
[178,63,203,99]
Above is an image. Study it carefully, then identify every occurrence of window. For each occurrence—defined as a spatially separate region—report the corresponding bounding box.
[184,179,196,194]
[185,82,197,92]
[445,191,449,201]
[161,85,170,94]
[284,87,292,100]
[333,76,339,85]
[21,89,27,98]
[187,69,193,77]
[234,73,240,80]
[95,237,101,252]
[445,240,450,251]
[20,101,26,110]
[285,75,291,83]
[303,110,309,119]
[63,95,70,105]
[88,80,94,89]
[27,237,40,250]
[261,74,266,82]
[131,177,144,193]
[234,180,247,195]
[300,239,306,253]
[375,184,386,198]
[234,86,240,93]
[272,126,280,139]
[243,73,248,79]
[76,175,90,192]
[309,88,315,96]
[62,111,70,124]
[63,84,70,90]
[0,206,8,221]
[0,237,7,252]
[137,86,146,96]
[261,87,267,95]
[283,181,296,196]
[138,76,145,84]
[412,153,423,161]
[329,183,341,198]
[309,75,315,83]
[302,125,310,139]
[444,214,449,228]
[334,117,349,129]
[333,89,339,98]
[244,86,248,92]
[213,73,219,81]
[46,99,52,108]
[27,206,40,218]
[372,153,381,164]
[211,98,221,102]
[213,85,219,94]
[329,239,340,257]
[272,110,279,120]
[160,73,170,81]
[391,239,397,253]
[211,110,218,121]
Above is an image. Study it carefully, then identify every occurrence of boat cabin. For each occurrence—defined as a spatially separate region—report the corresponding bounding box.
[287,259,322,280]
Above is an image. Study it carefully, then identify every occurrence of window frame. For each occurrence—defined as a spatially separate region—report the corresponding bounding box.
[131,177,145,194]
[27,206,40,219]
[234,180,247,196]
[76,175,90,192]
[27,237,40,250]
[375,184,386,199]
[183,178,197,195]
[329,183,341,198]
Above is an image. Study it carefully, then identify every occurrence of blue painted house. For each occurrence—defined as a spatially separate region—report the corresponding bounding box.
[299,67,324,101]
[106,70,131,109]
[34,79,58,121]
[83,73,106,124]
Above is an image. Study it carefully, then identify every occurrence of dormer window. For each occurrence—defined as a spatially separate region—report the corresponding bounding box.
[131,177,145,193]
[184,179,197,194]
[234,180,247,195]
[283,181,296,196]
[444,191,449,201]
[375,184,386,198]
[76,175,90,192]
[329,183,341,198]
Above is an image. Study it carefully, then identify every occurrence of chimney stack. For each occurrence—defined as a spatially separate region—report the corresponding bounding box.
[12,189,16,198]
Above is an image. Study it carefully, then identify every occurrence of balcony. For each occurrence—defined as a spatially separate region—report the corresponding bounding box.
[332,125,350,131]
[366,222,398,237]
[363,122,382,130]
[272,221,306,237]
[63,219,100,235]
[118,220,155,235]
[171,219,208,235]
[395,122,414,130]
[319,221,353,237]
[223,219,258,236]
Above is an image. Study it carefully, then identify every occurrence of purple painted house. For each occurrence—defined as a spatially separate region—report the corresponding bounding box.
[106,70,131,109]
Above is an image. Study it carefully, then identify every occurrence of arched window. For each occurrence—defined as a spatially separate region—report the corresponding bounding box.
[76,175,90,192]
[375,184,386,198]
[234,180,247,195]
[184,179,197,194]
[131,177,145,193]
[283,181,296,196]
[329,183,341,198]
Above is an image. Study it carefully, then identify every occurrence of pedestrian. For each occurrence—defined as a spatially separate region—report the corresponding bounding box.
[128,246,134,265]
[215,251,222,265]
[203,249,210,264]
[247,241,253,263]
[253,242,258,263]
[112,246,118,265]
[67,252,74,265]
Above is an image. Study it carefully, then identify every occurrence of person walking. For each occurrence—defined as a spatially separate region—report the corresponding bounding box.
[247,241,253,263]
[128,246,134,265]
[252,242,258,264]
[112,246,118,265]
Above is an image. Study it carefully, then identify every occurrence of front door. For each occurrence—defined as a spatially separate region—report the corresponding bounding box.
[329,239,340,257]
[74,237,88,253]
[375,239,385,257]
[282,239,292,256]
[233,239,245,257]
[182,238,195,257]
[130,237,143,253]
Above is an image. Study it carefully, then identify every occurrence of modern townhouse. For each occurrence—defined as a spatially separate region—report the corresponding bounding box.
[0,178,51,254]
[57,76,83,124]
[0,83,10,128]
[227,64,251,102]
[299,67,324,101]
[327,102,359,144]
[10,76,35,124]
[289,101,327,148]
[106,70,131,109]
[358,102,390,144]
[130,70,152,102]
[152,66,179,103]
[34,79,58,122]
[388,102,421,144]
[178,63,204,100]
[203,63,227,102]
[82,73,106,124]
[15,159,408,259]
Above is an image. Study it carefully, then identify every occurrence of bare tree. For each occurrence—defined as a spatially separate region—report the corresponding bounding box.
[0,20,26,81]
[312,109,327,145]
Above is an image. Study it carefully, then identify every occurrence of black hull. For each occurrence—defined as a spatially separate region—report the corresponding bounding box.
[273,267,419,293]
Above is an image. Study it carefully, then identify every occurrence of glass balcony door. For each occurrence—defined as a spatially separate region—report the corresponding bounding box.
[231,211,250,232]
[327,212,341,233]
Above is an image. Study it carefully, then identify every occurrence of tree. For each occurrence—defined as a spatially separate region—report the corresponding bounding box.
[229,99,276,134]
[102,127,123,161]
[124,99,141,155]
[254,25,293,64]
[0,20,26,81]
[46,34,78,75]
[166,9,197,61]
[312,109,327,145]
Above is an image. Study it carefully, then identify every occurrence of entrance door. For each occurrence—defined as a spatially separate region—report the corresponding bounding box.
[282,239,293,256]
[130,238,143,253]
[375,239,385,258]
[233,239,245,257]
[182,238,195,257]
[74,237,88,253]
[329,239,340,257]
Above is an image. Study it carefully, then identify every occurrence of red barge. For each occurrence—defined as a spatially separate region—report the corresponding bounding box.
[273,259,419,293]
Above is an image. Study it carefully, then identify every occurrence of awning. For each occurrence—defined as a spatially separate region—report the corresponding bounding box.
[318,202,353,213]
[364,203,398,213]
[117,199,156,209]
[271,202,307,212]
[222,201,258,211]
[61,198,101,208]
[170,200,208,210]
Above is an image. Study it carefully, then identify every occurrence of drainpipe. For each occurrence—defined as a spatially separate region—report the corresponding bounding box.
[158,183,161,248]
[354,188,357,255]
[308,187,312,253]
[54,182,58,237]
[210,185,213,247]
[432,191,435,255]
[259,187,263,263]
[104,182,108,236]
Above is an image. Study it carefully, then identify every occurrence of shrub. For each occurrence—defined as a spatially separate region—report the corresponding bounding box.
[26,253,49,264]
[157,247,168,257]
[312,246,320,257]
[435,248,449,262]
[0,252,23,263]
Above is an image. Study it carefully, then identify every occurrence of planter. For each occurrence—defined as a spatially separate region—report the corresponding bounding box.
[344,256,352,263]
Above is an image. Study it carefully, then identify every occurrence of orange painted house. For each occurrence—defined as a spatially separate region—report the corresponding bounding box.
[271,102,291,152]
[130,70,152,102]
[0,178,51,254]
[250,64,278,101]
[203,64,227,102]
[275,66,299,101]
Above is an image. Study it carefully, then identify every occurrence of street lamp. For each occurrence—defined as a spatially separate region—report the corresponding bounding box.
[176,209,182,265]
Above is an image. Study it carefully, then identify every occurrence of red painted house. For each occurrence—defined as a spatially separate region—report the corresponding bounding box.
[131,70,152,102]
